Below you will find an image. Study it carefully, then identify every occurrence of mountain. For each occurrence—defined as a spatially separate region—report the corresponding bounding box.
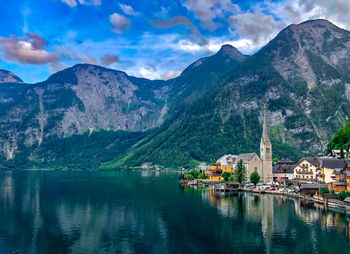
[2,19,350,170]
[0,46,245,169]
[107,19,350,168]
[0,69,23,84]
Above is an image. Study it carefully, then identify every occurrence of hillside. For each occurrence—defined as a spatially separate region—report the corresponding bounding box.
[108,19,350,168]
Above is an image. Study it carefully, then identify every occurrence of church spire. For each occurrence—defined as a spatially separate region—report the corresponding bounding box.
[262,104,270,143]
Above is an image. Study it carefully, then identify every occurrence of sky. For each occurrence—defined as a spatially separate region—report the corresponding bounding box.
[1,0,350,83]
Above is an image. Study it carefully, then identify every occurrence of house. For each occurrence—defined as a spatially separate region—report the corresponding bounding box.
[208,163,223,181]
[328,149,350,159]
[293,157,320,183]
[217,154,236,173]
[328,181,347,193]
[196,163,209,173]
[346,171,350,192]
[318,158,348,183]
[208,153,264,182]
[300,183,328,196]
[273,163,295,182]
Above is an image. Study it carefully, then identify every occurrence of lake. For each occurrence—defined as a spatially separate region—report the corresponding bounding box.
[0,170,349,253]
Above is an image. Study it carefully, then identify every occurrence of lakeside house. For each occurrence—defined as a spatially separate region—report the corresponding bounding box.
[273,159,295,182]
[209,162,223,181]
[319,157,348,183]
[300,183,328,196]
[293,157,320,183]
[208,153,264,181]
[326,160,350,192]
[328,149,350,159]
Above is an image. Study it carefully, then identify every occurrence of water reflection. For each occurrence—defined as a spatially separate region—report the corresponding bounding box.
[0,171,349,254]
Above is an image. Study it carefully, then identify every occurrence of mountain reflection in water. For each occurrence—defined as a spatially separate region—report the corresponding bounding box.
[0,170,349,254]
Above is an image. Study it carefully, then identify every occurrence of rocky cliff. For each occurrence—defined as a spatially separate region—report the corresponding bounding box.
[0,69,23,84]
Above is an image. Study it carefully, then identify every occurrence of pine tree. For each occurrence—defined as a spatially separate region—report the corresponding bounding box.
[234,159,246,184]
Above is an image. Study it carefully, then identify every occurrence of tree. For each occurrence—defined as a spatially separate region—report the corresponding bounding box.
[222,172,231,182]
[337,190,350,201]
[234,159,246,184]
[250,171,260,186]
[184,173,194,180]
[273,157,279,163]
[340,148,344,158]
[319,187,329,195]
[189,170,200,179]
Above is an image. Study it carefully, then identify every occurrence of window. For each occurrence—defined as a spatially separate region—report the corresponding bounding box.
[266,148,270,153]
[254,167,257,172]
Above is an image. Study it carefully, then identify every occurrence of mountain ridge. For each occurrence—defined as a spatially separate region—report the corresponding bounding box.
[1,19,350,169]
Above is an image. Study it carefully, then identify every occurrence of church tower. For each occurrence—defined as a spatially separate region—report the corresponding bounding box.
[260,104,273,182]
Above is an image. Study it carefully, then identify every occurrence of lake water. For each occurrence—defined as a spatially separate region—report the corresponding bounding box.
[0,171,350,253]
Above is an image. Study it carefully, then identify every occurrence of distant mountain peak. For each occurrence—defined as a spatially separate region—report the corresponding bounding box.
[0,69,23,84]
[217,44,246,62]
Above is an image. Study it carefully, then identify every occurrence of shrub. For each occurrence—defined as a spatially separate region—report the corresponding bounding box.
[184,173,194,180]
[319,187,329,195]
[189,170,200,179]
[337,191,350,201]
[197,173,204,179]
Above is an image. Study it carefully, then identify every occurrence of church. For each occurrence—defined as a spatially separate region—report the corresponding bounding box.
[208,104,273,182]
[259,104,273,182]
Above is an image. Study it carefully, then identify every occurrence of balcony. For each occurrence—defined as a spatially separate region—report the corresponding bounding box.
[296,170,313,175]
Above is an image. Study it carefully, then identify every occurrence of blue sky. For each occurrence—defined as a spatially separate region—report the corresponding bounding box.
[0,0,349,83]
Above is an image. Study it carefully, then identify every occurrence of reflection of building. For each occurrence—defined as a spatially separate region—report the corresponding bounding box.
[293,198,320,224]
[320,212,350,241]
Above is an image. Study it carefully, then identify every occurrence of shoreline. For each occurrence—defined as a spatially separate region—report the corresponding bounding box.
[181,180,350,214]
[242,188,350,214]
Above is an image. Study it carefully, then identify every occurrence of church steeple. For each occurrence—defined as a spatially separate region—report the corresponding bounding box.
[260,104,273,182]
[262,104,270,143]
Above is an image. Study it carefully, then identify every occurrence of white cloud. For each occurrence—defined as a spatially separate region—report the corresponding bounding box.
[161,70,182,80]
[109,13,131,33]
[254,0,350,30]
[119,4,140,16]
[227,12,285,45]
[60,0,101,7]
[0,34,61,65]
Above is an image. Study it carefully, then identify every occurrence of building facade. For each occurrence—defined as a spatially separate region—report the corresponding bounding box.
[319,157,348,183]
[273,159,295,182]
[293,157,319,183]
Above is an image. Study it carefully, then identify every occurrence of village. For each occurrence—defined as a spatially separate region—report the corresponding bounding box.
[180,105,350,209]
